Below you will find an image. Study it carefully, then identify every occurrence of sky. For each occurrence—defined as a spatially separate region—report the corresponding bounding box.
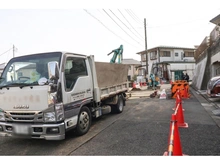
[0,0,220,65]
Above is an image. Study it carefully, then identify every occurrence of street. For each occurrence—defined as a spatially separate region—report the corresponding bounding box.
[0,84,220,156]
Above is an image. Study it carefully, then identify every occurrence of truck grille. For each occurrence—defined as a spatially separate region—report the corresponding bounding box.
[5,112,43,122]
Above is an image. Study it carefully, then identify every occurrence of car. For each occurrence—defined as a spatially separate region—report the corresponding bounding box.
[207,75,220,97]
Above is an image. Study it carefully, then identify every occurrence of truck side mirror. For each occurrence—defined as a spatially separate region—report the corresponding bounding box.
[48,61,59,81]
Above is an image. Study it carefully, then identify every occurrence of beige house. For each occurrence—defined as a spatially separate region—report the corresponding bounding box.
[122,59,141,81]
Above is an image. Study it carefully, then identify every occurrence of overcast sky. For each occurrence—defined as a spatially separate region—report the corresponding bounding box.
[0,0,219,65]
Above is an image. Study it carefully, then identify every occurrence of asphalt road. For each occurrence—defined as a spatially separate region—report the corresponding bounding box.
[0,86,220,156]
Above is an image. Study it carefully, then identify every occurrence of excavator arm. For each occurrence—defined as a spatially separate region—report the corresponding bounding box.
[107,45,123,63]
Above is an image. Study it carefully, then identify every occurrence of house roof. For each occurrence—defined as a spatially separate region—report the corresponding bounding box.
[136,45,196,55]
[210,14,220,25]
[122,58,141,65]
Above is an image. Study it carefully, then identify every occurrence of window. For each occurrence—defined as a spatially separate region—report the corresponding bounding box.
[175,53,178,57]
[160,51,171,57]
[184,52,194,57]
[150,51,157,60]
[64,57,88,91]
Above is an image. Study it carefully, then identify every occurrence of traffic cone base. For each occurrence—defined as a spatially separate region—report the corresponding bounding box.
[178,122,188,128]
[163,151,168,156]
[163,151,188,156]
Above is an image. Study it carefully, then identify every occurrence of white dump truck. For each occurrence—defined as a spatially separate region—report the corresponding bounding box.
[0,51,129,140]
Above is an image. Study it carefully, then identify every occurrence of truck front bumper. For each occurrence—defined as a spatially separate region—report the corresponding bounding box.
[0,122,65,140]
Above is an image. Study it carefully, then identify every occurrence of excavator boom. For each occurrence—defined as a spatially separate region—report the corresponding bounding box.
[107,45,123,63]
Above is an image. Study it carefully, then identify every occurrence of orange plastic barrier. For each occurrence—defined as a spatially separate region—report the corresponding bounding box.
[171,80,190,99]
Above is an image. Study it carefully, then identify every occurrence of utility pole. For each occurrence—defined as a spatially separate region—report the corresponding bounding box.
[144,18,148,78]
[13,45,15,58]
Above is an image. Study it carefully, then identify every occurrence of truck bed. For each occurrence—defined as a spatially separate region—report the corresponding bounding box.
[95,62,129,100]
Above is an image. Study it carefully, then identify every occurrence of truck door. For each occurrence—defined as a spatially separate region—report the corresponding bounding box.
[62,55,93,106]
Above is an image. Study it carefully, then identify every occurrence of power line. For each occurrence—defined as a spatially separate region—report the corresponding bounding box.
[0,47,13,57]
[103,9,142,46]
[109,9,144,43]
[84,9,139,48]
[118,9,144,40]
[97,9,144,48]
[125,9,143,26]
[129,9,144,24]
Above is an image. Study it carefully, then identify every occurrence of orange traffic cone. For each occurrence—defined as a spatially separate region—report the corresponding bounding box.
[172,90,185,111]
[163,114,185,156]
[183,86,190,99]
[173,90,179,110]
[175,99,188,128]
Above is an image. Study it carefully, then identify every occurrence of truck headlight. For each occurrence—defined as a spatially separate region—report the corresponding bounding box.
[55,103,64,121]
[0,109,5,121]
[44,112,56,122]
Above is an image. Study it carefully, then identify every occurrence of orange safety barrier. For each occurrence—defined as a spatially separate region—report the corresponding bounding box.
[171,80,190,99]
[163,114,187,156]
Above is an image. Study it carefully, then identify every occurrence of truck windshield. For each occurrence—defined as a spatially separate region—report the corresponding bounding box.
[0,52,62,88]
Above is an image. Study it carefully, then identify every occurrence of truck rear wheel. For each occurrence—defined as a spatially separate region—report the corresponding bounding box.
[75,106,91,136]
[113,95,124,113]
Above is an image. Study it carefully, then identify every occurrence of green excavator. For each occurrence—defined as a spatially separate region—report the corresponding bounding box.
[107,45,123,63]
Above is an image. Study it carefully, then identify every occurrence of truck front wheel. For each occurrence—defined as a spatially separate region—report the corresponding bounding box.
[75,106,92,136]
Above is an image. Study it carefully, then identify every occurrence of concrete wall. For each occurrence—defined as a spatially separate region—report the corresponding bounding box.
[192,56,207,90]
[192,29,220,90]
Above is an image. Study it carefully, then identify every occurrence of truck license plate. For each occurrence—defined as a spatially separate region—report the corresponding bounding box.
[14,125,30,135]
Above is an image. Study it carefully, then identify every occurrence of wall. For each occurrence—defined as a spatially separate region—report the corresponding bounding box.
[192,56,207,90]
[159,49,173,62]
[169,63,195,81]
[192,31,220,90]
[173,49,183,61]
[128,64,140,80]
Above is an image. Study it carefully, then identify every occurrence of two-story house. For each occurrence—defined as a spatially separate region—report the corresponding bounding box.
[136,46,196,82]
[122,58,141,81]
